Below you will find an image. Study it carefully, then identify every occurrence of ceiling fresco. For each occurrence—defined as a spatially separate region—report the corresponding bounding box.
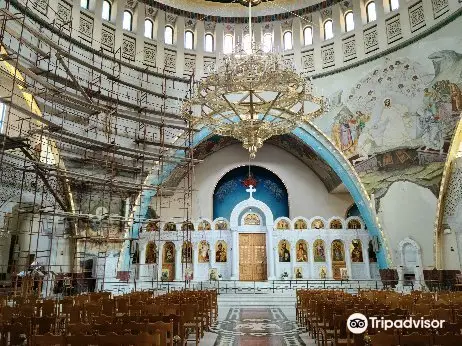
[161,134,342,192]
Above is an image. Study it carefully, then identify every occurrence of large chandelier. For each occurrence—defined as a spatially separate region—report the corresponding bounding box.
[181,4,325,159]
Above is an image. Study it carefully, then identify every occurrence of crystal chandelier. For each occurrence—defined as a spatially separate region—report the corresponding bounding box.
[181,3,325,159]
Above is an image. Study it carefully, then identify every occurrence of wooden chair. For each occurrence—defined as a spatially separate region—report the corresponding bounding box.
[35,316,56,335]
[67,323,93,335]
[181,304,201,346]
[368,331,399,346]
[30,332,65,346]
[399,333,432,346]
[65,334,97,346]
[433,333,462,345]
[144,321,173,346]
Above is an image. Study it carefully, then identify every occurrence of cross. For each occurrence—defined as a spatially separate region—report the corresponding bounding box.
[246,185,256,199]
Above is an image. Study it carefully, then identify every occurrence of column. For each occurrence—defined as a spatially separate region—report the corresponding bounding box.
[230,230,239,280]
[157,242,163,281]
[274,247,279,279]
[192,246,198,281]
[326,242,333,279]
[290,242,296,279]
[174,248,182,281]
[344,241,353,280]
[362,239,372,279]
[309,243,315,279]
[267,228,276,280]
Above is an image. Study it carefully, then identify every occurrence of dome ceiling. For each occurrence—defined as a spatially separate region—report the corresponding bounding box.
[149,0,321,17]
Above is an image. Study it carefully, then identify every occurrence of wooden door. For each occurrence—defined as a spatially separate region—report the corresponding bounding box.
[239,233,267,281]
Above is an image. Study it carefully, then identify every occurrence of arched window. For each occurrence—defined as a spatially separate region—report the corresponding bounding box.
[164,25,173,45]
[262,32,273,52]
[303,27,312,46]
[389,0,399,11]
[81,0,89,9]
[185,30,194,49]
[102,0,111,21]
[366,1,377,22]
[283,31,293,50]
[345,11,354,32]
[144,19,153,39]
[223,34,233,54]
[204,33,214,52]
[243,34,251,53]
[122,10,132,31]
[324,20,333,40]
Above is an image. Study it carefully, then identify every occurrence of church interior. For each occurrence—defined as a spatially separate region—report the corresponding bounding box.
[0,0,462,344]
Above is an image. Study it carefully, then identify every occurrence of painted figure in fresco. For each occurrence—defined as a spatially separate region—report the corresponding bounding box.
[164,243,174,263]
[216,242,227,262]
[296,242,308,262]
[450,83,462,111]
[199,241,210,263]
[320,267,327,279]
[244,213,260,225]
[164,223,176,232]
[332,241,345,262]
[277,219,289,229]
[312,220,324,229]
[294,219,307,230]
[351,240,364,263]
[215,220,228,230]
[313,240,325,262]
[198,221,211,231]
[279,241,291,262]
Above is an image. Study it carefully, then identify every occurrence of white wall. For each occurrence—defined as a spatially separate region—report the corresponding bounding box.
[152,143,353,222]
[378,181,437,268]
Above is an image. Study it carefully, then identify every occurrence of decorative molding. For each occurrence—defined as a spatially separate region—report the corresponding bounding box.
[321,7,333,20]
[262,22,273,33]
[339,1,352,12]
[342,35,356,62]
[363,25,379,54]
[184,53,196,76]
[79,12,94,43]
[409,1,426,33]
[185,18,197,30]
[56,0,72,32]
[165,13,177,25]
[144,43,157,67]
[203,56,216,76]
[164,48,177,74]
[145,5,158,19]
[432,0,449,19]
[321,43,335,69]
[122,35,136,61]
[125,0,138,10]
[281,19,293,32]
[224,23,235,34]
[34,0,48,15]
[301,49,315,72]
[385,13,402,44]
[282,54,295,70]
[101,25,115,52]
[204,21,216,32]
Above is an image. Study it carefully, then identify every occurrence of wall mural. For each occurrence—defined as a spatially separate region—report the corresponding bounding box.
[294,219,307,230]
[313,239,326,262]
[213,165,289,220]
[278,239,291,262]
[215,240,227,262]
[296,240,308,262]
[198,240,210,263]
[317,49,462,198]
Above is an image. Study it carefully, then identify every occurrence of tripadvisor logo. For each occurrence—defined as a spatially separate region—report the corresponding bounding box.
[347,313,445,334]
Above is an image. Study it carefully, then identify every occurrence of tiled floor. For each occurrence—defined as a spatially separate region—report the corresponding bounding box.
[188,306,315,346]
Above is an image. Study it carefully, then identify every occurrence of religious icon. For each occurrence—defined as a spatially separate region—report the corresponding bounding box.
[164,222,177,232]
[278,240,291,262]
[244,213,260,225]
[215,241,227,262]
[181,222,195,231]
[209,268,218,281]
[313,239,326,262]
[295,267,303,279]
[329,219,343,229]
[184,267,193,281]
[276,219,290,230]
[350,239,364,263]
[182,242,192,263]
[215,220,228,230]
[163,242,175,263]
[311,219,325,229]
[161,268,169,281]
[145,241,157,264]
[294,219,307,230]
[296,240,308,262]
[320,266,327,279]
[198,240,210,263]
[198,220,211,231]
[347,219,361,229]
[331,240,345,262]
[340,268,349,280]
[146,221,159,232]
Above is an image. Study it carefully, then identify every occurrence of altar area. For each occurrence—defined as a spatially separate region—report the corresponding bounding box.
[126,186,380,288]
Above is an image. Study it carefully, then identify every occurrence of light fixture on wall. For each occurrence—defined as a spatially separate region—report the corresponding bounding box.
[181,1,324,159]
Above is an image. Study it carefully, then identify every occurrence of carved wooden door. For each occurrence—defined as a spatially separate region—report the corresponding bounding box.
[239,233,267,281]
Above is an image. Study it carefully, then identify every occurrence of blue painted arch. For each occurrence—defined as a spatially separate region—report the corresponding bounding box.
[118,124,391,271]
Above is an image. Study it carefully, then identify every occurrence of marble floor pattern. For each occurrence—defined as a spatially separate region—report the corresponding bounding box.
[187,307,314,346]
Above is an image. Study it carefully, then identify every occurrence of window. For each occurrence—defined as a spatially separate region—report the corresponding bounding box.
[366,2,377,22]
[223,34,233,54]
[324,20,333,40]
[144,19,153,39]
[345,11,354,32]
[80,0,89,9]
[389,0,399,11]
[262,33,273,52]
[283,31,293,50]
[303,27,312,46]
[165,25,173,45]
[102,0,111,21]
[185,30,194,49]
[243,34,251,53]
[0,102,5,133]
[204,33,214,52]
[122,11,133,31]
